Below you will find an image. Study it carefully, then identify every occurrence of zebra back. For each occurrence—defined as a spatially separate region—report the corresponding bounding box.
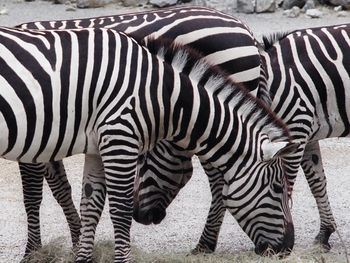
[17,6,263,92]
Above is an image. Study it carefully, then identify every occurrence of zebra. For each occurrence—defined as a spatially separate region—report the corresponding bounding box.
[134,22,350,252]
[0,26,295,261]
[16,6,268,256]
[261,23,350,249]
[24,7,346,255]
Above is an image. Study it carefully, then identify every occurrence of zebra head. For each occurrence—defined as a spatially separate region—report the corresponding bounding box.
[133,141,193,225]
[133,137,298,256]
[223,138,299,256]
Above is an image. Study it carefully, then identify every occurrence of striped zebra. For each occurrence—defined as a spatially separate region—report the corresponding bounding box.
[0,26,295,261]
[261,23,350,249]
[134,22,350,252]
[16,6,268,256]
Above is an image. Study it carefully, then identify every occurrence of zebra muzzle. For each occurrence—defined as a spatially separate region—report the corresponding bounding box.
[133,206,166,225]
[254,222,294,257]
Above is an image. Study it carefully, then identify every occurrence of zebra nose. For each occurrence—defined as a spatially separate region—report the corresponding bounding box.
[254,222,295,257]
[132,206,166,225]
[132,209,153,225]
[254,241,269,255]
[150,207,166,224]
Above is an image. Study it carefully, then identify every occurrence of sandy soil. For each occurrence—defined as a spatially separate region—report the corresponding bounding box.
[0,1,349,262]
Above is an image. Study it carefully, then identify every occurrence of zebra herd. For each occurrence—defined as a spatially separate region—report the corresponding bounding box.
[0,5,348,263]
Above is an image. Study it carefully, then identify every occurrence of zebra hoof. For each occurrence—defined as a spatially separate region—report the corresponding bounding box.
[313,239,331,252]
[190,244,215,255]
[314,234,332,251]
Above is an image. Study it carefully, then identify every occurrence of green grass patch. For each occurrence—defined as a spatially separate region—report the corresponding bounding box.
[22,239,348,263]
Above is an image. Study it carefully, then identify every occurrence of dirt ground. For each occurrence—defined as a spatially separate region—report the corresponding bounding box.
[0,1,349,262]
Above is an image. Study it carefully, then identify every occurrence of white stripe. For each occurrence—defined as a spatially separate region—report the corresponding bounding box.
[205,46,259,65]
[173,27,253,45]
[229,66,261,83]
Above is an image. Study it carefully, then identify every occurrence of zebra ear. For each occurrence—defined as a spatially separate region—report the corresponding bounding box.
[262,141,299,161]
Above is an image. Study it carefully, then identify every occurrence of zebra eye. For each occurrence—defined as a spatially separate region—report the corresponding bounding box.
[273,182,283,194]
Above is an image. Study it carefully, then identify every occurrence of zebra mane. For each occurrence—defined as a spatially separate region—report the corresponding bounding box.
[143,37,290,141]
[262,31,291,50]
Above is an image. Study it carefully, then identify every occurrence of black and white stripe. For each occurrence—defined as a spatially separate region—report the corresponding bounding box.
[261,23,350,248]
[0,26,294,261]
[135,23,350,254]
[18,6,262,90]
[16,6,268,257]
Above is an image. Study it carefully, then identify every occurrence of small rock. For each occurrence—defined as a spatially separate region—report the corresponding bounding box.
[334,5,343,11]
[236,0,255,13]
[256,0,276,13]
[306,8,323,17]
[66,4,76,11]
[149,0,177,7]
[122,0,148,6]
[283,6,301,17]
[302,0,316,11]
[76,0,89,7]
[0,9,8,15]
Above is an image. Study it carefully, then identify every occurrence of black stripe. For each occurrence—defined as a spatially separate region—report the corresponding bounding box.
[67,30,89,156]
[50,31,71,160]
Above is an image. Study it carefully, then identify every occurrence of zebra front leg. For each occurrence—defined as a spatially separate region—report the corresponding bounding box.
[192,162,225,254]
[19,163,45,257]
[97,125,140,263]
[301,141,336,250]
[102,151,138,263]
[44,161,81,248]
[75,154,106,263]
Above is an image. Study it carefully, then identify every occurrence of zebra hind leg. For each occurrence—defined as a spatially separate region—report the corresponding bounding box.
[191,162,225,254]
[45,161,81,248]
[19,163,45,258]
[301,141,336,250]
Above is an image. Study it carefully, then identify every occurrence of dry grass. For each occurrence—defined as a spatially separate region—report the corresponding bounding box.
[23,239,348,263]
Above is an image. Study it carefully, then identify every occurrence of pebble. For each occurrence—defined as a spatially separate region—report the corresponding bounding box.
[306,8,323,18]
[149,0,177,8]
[0,9,8,15]
[66,5,76,11]
[334,5,343,11]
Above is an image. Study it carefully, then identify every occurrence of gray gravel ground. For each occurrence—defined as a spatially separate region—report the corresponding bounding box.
[0,1,349,262]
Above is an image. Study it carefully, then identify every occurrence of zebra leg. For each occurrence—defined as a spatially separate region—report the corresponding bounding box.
[104,152,138,263]
[191,162,225,254]
[44,161,81,248]
[76,154,106,263]
[99,131,139,263]
[19,163,45,257]
[301,141,336,250]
